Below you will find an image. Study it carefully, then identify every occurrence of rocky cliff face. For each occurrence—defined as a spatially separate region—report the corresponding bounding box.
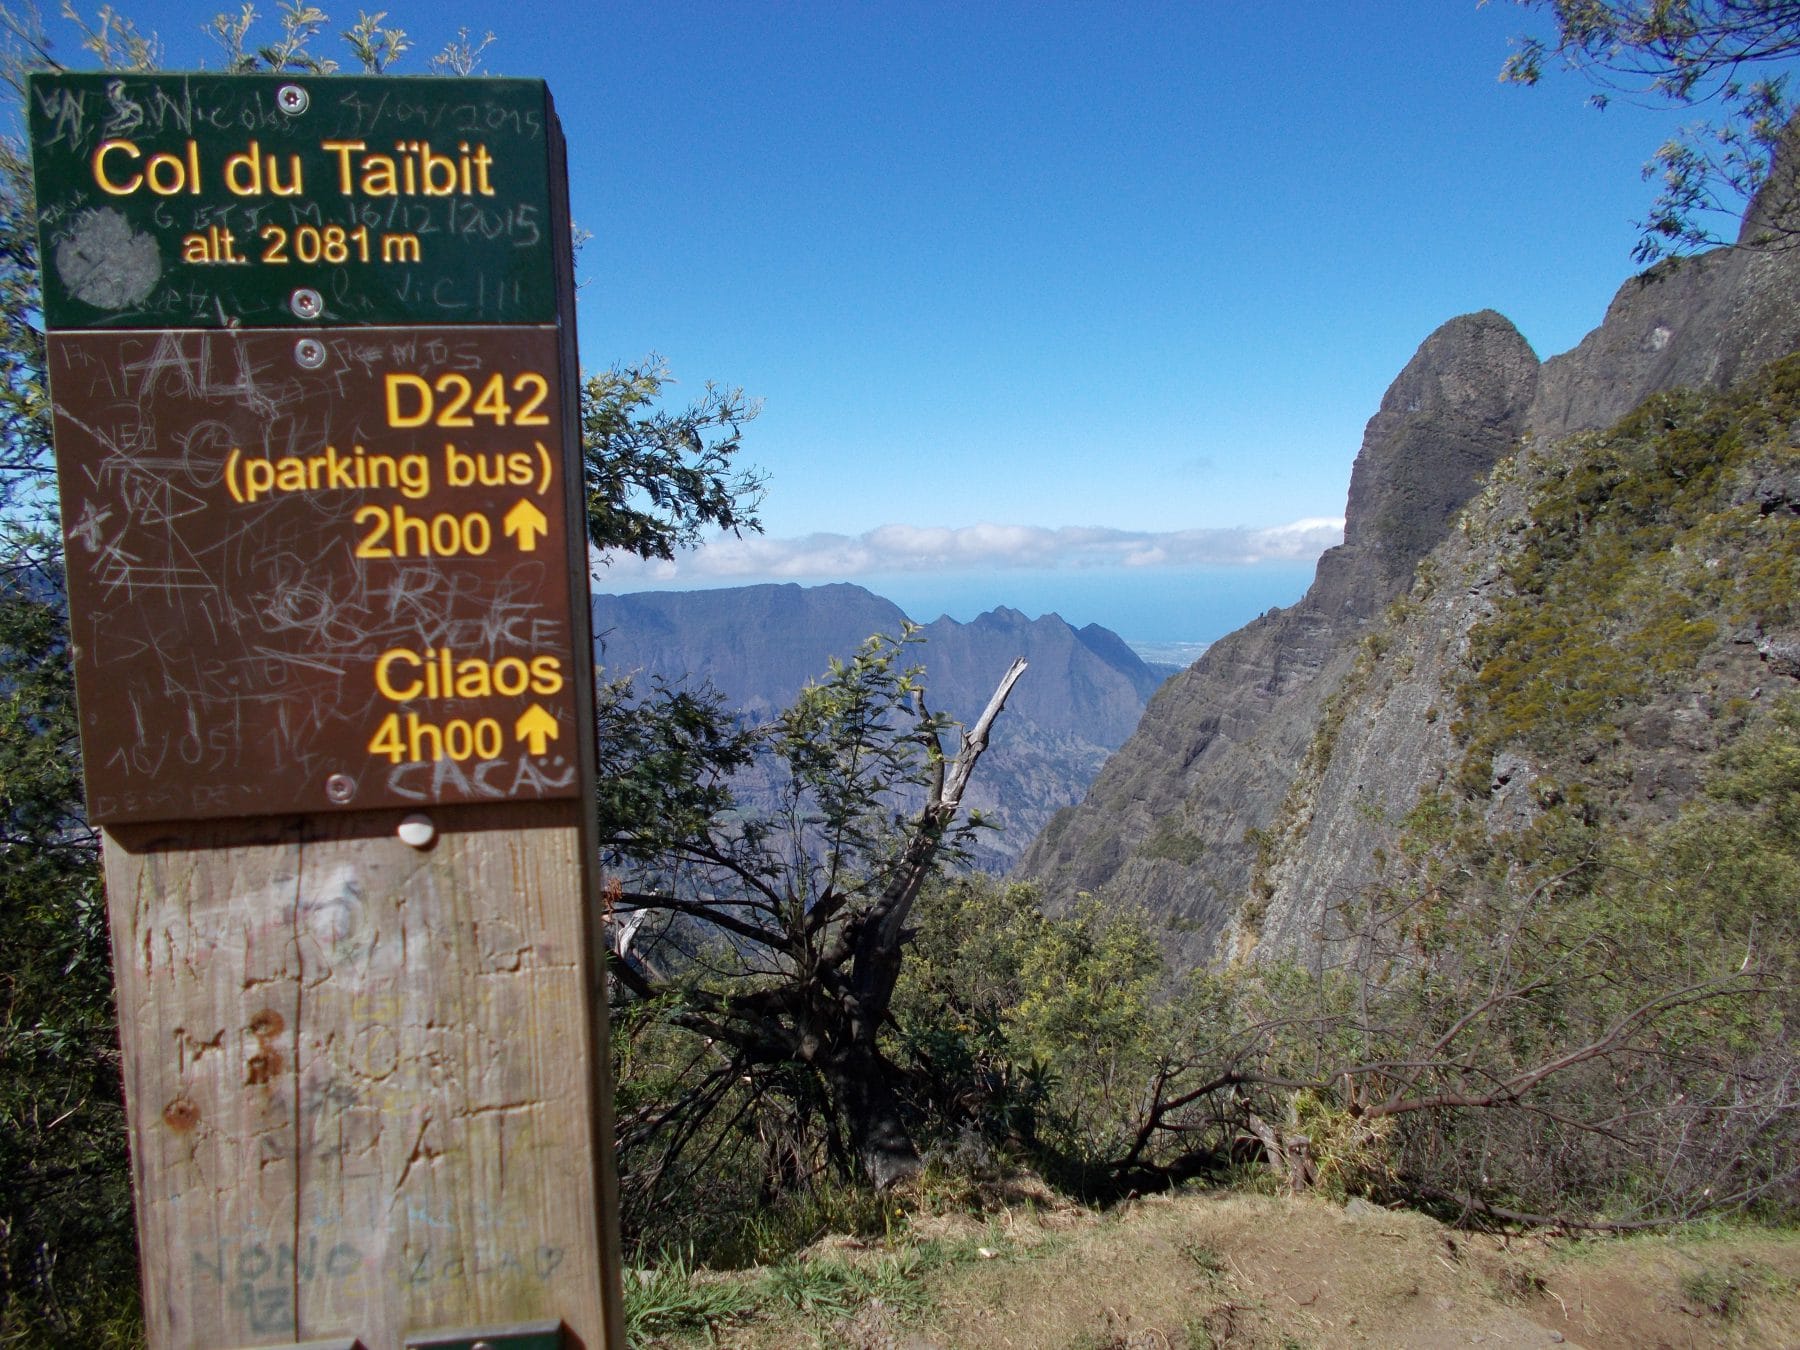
[593,583,1166,869]
[1254,242,1800,960]
[1016,312,1540,963]
[1532,121,1800,443]
[1019,166,1800,966]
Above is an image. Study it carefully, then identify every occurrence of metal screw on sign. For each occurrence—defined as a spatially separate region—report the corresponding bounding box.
[294,337,326,369]
[325,773,356,805]
[290,288,324,320]
[277,83,309,115]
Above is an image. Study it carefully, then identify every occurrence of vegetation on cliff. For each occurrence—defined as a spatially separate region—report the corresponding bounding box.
[1214,352,1800,1228]
[905,354,1800,1240]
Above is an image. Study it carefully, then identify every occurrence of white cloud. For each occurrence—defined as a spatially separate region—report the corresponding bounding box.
[594,518,1344,585]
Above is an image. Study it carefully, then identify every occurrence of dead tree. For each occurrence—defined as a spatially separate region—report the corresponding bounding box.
[600,631,1027,1192]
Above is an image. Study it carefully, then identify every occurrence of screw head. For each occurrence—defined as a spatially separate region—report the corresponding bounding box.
[276,84,309,115]
[397,814,436,849]
[325,773,355,804]
[294,337,326,369]
[289,288,324,320]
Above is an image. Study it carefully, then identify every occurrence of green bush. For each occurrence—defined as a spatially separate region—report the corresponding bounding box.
[891,878,1169,1169]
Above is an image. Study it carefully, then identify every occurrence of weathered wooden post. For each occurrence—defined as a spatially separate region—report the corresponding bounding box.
[29,72,623,1348]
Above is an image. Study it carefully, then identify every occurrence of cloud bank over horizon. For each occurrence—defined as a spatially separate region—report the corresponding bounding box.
[596,517,1345,587]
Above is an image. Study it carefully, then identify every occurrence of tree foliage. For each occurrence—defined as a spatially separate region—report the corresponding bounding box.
[604,631,1026,1220]
[891,880,1171,1182]
[0,536,136,1345]
[0,13,116,1337]
[1500,0,1800,260]
[581,361,764,564]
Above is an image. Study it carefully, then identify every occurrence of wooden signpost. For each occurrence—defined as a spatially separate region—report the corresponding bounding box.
[31,72,623,1349]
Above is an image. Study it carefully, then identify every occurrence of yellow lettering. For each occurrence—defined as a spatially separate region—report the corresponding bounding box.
[363,453,398,492]
[372,648,562,703]
[472,372,511,424]
[408,716,443,762]
[375,649,423,701]
[385,374,432,427]
[142,154,183,194]
[353,504,391,558]
[92,139,201,195]
[513,372,550,425]
[321,140,366,194]
[240,458,275,502]
[420,141,458,195]
[398,454,430,499]
[361,153,398,197]
[315,138,499,198]
[454,659,493,698]
[367,713,405,764]
[326,446,357,490]
[530,656,564,695]
[266,153,303,196]
[223,143,263,195]
[92,139,142,195]
[147,147,193,195]
[490,658,528,697]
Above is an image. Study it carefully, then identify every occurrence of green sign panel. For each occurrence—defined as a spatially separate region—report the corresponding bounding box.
[28,73,566,329]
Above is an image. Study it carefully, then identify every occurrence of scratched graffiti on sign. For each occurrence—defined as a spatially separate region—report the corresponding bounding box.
[48,325,581,822]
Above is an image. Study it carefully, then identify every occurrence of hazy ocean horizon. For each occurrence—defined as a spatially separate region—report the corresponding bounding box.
[594,563,1318,652]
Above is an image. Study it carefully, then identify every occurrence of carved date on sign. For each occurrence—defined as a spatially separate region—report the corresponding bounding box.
[49,325,582,823]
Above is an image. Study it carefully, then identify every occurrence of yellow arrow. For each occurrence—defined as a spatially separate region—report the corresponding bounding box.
[515,704,559,756]
[503,498,549,552]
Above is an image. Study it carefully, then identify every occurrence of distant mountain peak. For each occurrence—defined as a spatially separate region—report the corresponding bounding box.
[967,604,1039,629]
[592,582,1170,870]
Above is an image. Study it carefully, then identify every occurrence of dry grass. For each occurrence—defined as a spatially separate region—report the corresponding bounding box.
[632,1187,1800,1349]
[913,1191,1556,1349]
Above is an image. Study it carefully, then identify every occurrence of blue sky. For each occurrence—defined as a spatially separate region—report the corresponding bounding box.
[38,2,1780,641]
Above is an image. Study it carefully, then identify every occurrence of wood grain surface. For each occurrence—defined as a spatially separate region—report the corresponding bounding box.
[105,800,619,1348]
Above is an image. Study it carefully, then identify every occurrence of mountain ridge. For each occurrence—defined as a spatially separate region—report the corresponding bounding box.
[591,582,1167,868]
[1015,155,1800,963]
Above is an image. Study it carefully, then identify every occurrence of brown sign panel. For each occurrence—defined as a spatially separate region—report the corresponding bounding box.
[49,325,582,823]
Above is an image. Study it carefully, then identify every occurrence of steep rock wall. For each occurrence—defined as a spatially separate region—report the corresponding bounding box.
[1255,209,1800,960]
[1020,142,1800,966]
[1016,312,1539,965]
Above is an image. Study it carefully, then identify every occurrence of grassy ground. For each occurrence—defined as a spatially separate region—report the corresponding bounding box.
[626,1182,1800,1348]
